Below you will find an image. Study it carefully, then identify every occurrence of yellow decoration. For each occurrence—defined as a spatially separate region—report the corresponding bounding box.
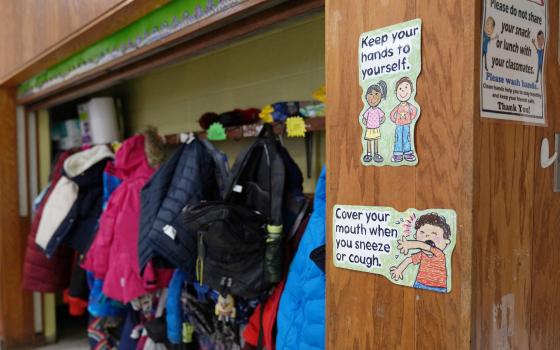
[111,142,122,152]
[259,104,274,123]
[286,116,306,138]
[312,85,326,103]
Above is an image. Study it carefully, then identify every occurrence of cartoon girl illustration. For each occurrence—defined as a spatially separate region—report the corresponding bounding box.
[361,80,387,163]
[390,77,418,162]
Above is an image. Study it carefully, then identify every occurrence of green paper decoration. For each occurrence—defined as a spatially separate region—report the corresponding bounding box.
[207,122,227,141]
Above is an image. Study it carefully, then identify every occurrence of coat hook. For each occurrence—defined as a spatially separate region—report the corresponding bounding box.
[540,137,557,168]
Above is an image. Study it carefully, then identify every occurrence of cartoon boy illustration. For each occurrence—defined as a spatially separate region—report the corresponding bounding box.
[390,213,452,293]
[389,77,418,163]
[362,80,387,163]
[532,30,545,83]
[482,17,498,71]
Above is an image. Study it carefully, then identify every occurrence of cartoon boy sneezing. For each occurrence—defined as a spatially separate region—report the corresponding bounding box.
[390,213,451,293]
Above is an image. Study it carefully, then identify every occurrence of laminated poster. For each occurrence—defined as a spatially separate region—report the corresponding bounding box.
[481,0,548,125]
[333,205,457,293]
[358,19,422,167]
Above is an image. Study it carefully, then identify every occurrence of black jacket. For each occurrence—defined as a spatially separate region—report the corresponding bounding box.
[45,159,108,256]
[138,139,227,278]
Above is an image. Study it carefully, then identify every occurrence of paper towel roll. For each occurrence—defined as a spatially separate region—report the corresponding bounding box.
[88,97,120,144]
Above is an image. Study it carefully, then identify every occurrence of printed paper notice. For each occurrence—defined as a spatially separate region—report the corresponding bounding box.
[481,0,548,125]
[333,205,457,293]
[358,19,422,167]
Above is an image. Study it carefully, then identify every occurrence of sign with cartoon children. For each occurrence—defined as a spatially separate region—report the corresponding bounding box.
[333,205,457,293]
[358,19,422,166]
[481,0,548,125]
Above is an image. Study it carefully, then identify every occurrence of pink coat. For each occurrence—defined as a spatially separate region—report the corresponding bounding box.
[83,135,158,303]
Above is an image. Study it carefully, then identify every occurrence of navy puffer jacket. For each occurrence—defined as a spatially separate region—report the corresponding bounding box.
[138,139,227,278]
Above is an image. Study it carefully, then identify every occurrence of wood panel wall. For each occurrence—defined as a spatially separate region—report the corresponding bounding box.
[0,0,169,85]
[0,0,123,78]
[325,0,474,349]
[473,0,560,349]
[0,89,34,347]
[528,0,560,346]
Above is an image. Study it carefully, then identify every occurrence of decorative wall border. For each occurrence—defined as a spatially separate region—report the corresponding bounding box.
[18,0,245,97]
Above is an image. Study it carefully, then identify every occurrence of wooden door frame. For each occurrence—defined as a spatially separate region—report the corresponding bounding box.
[0,88,35,347]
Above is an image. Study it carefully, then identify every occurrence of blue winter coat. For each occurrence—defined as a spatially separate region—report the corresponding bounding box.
[138,139,227,277]
[166,269,188,344]
[276,167,325,350]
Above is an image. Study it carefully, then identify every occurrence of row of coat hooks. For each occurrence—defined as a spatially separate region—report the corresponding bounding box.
[162,116,325,144]
[161,117,325,179]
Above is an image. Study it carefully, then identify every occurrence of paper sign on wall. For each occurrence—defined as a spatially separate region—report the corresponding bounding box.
[358,19,422,167]
[480,0,548,125]
[333,205,457,293]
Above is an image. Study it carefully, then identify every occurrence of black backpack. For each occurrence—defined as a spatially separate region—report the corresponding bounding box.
[184,125,307,299]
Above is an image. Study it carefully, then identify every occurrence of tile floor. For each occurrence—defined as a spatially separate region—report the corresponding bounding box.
[34,337,88,350]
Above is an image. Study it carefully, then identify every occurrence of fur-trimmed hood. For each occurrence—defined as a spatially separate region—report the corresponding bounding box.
[111,129,164,180]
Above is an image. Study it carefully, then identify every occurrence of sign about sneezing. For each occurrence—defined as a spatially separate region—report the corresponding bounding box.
[481,0,548,125]
[333,205,457,293]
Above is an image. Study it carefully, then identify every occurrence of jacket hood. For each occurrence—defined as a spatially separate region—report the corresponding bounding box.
[70,161,108,188]
[114,134,153,179]
[64,145,114,178]
[142,126,165,168]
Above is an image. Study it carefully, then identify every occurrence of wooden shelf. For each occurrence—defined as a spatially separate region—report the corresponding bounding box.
[163,116,325,144]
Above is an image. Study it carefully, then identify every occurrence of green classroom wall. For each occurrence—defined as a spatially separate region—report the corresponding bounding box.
[113,14,326,192]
